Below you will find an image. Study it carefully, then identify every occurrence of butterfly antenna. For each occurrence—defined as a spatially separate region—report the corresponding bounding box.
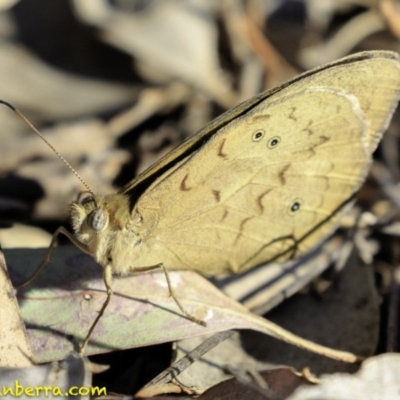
[0,100,95,197]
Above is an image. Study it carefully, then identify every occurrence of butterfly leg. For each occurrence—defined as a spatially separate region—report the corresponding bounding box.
[15,226,91,289]
[133,264,206,327]
[79,263,113,355]
[79,261,209,355]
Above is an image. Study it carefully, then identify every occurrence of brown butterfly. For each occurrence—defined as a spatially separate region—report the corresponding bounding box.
[9,50,400,354]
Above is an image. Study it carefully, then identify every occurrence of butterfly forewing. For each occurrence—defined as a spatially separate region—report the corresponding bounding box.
[121,51,400,196]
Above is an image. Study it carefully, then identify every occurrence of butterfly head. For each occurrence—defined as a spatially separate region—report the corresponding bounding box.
[69,191,108,250]
[75,191,108,230]
[70,191,138,269]
[70,191,133,254]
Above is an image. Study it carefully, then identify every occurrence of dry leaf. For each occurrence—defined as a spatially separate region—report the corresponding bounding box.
[6,246,359,364]
[0,248,33,367]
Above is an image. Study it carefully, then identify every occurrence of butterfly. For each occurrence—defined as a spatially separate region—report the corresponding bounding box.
[12,50,400,354]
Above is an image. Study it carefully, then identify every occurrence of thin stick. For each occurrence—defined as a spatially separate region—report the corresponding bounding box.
[143,330,235,388]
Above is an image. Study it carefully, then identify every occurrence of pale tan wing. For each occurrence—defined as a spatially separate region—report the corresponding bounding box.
[121,51,400,195]
[130,54,400,275]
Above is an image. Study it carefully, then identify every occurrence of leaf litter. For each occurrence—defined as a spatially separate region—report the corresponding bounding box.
[0,0,399,397]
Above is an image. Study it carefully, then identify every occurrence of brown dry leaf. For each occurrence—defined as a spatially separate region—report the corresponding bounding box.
[0,247,33,367]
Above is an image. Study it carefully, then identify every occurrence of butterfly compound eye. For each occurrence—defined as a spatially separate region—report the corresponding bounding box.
[77,191,95,205]
[87,209,108,231]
